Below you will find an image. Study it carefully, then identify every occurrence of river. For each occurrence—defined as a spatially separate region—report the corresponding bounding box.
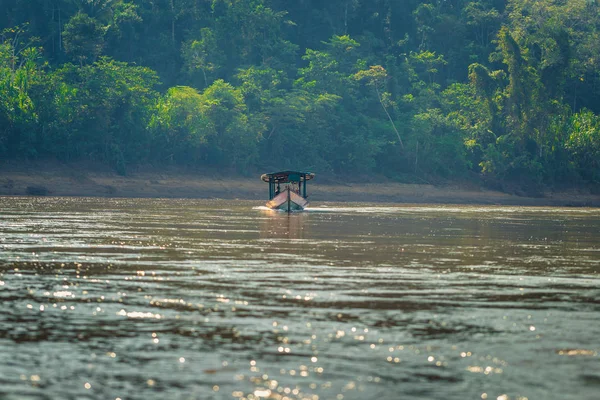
[0,197,599,400]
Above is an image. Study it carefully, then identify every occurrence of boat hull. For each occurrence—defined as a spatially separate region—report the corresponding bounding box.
[266,188,308,211]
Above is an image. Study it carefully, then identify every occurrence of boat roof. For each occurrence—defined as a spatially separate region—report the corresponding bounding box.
[261,170,315,183]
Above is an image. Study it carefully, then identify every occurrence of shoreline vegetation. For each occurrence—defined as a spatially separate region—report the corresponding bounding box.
[2,1,600,195]
[2,163,599,207]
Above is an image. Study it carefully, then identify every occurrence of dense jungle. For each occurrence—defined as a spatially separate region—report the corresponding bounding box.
[1,0,600,193]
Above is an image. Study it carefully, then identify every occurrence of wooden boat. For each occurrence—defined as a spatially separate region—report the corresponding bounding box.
[261,171,315,212]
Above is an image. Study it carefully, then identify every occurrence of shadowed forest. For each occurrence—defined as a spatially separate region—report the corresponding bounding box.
[1,0,600,193]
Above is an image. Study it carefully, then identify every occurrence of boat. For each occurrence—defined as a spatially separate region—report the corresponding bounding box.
[261,171,315,212]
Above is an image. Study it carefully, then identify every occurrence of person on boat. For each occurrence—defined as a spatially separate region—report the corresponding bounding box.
[275,184,281,195]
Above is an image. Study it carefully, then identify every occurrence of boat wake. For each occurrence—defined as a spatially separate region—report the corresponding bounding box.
[255,204,598,215]
[252,206,305,213]
[252,205,401,214]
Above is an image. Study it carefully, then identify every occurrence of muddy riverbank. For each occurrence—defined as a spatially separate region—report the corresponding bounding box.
[1,162,599,206]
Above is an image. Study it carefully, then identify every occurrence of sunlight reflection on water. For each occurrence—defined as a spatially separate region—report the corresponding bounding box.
[0,197,599,400]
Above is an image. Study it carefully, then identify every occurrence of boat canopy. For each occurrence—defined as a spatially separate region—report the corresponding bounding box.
[262,171,315,200]
[261,171,315,183]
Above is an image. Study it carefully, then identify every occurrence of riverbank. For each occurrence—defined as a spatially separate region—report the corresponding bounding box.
[1,162,599,206]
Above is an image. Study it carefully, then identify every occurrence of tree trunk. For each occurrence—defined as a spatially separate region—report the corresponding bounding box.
[415,140,419,172]
[375,87,404,150]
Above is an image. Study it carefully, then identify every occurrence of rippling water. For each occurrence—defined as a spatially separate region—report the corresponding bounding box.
[1,197,599,400]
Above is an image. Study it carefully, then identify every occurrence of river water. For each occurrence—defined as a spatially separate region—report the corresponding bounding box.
[0,197,599,400]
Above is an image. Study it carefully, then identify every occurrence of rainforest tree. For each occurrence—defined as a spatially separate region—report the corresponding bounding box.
[1,0,599,187]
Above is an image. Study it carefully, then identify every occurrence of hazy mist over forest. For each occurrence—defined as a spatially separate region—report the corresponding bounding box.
[2,0,600,193]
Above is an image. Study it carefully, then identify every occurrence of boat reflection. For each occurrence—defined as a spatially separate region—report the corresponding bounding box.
[259,209,309,239]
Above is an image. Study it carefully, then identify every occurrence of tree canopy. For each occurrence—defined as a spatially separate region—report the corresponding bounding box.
[1,0,599,190]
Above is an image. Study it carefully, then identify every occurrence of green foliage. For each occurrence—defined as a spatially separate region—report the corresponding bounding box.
[182,28,225,89]
[412,108,468,177]
[149,86,213,165]
[63,13,105,65]
[2,0,600,189]
[564,110,600,181]
[297,35,361,96]
[200,79,262,170]
[48,57,159,170]
[0,26,46,157]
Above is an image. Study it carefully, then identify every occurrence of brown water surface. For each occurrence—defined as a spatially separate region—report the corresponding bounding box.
[0,197,599,400]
